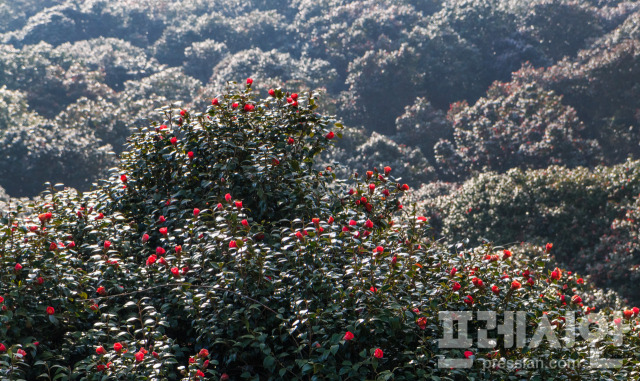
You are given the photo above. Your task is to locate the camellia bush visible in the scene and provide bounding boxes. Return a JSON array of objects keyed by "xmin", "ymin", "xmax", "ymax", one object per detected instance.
[
  {"xmin": 422, "ymin": 160, "xmax": 640, "ymax": 304},
  {"xmin": 2, "ymin": 81, "xmax": 640, "ymax": 380}
]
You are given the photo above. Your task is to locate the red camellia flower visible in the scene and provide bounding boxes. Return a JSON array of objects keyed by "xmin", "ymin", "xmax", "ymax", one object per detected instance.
[
  {"xmin": 633, "ymin": 307, "xmax": 640, "ymax": 315},
  {"xmin": 96, "ymin": 346, "xmax": 106, "ymax": 355},
  {"xmin": 0, "ymin": 343, "xmax": 5, "ymax": 352},
  {"xmin": 46, "ymin": 306, "xmax": 55, "ymax": 315},
  {"xmin": 197, "ymin": 370, "xmax": 205, "ymax": 378},
  {"xmin": 175, "ymin": 245, "xmax": 182, "ymax": 253},
  {"xmin": 188, "ymin": 151, "xmax": 194, "ymax": 159},
  {"xmin": 328, "ymin": 216, "xmax": 334, "ymax": 224},
  {"xmin": 146, "ymin": 255, "xmax": 157, "ymax": 266},
  {"xmin": 229, "ymin": 240, "xmax": 237, "ymax": 248},
  {"xmin": 104, "ymin": 240, "xmax": 111, "ymax": 249},
  {"xmin": 225, "ymin": 193, "xmax": 232, "ymax": 203},
  {"xmin": 221, "ymin": 374, "xmax": 229, "ymax": 381},
  {"xmin": 527, "ymin": 277, "xmax": 535, "ymax": 286},
  {"xmin": 49, "ymin": 242, "xmax": 58, "ymax": 251},
  {"xmin": 368, "ymin": 183, "xmax": 375, "ymax": 193},
  {"xmin": 199, "ymin": 348, "xmax": 209, "ymax": 357},
  {"xmin": 68, "ymin": 241, "xmax": 75, "ymax": 248},
  {"xmin": 344, "ymin": 331, "xmax": 354, "ymax": 341},
  {"xmin": 120, "ymin": 174, "xmax": 127, "ymax": 183},
  {"xmin": 156, "ymin": 247, "xmax": 166, "ymax": 255},
  {"xmin": 576, "ymin": 278, "xmax": 584, "ymax": 284},
  {"xmin": 135, "ymin": 351, "xmax": 144, "ymax": 362},
  {"xmin": 325, "ymin": 131, "xmax": 335, "ymax": 139},
  {"xmin": 384, "ymin": 166, "xmax": 391, "ymax": 175},
  {"xmin": 382, "ymin": 189, "xmax": 390, "ymax": 197},
  {"xmin": 193, "ymin": 208, "xmax": 200, "ymax": 217},
  {"xmin": 17, "ymin": 349, "xmax": 26, "ymax": 357},
  {"xmin": 287, "ymin": 137, "xmax": 295, "ymax": 145},
  {"xmin": 235, "ymin": 201, "xmax": 243, "ymax": 209},
  {"xmin": 232, "ymin": 102, "xmax": 239, "ymax": 109},
  {"xmin": 472, "ymin": 277, "xmax": 483, "ymax": 287},
  {"xmin": 400, "ymin": 184, "xmax": 410, "ymax": 191},
  {"xmin": 286, "ymin": 97, "xmax": 293, "ymax": 103},
  {"xmin": 452, "ymin": 282, "xmax": 461, "ymax": 291},
  {"xmin": 13, "ymin": 262, "xmax": 22, "ymax": 272},
  {"xmin": 97, "ymin": 364, "xmax": 106, "ymax": 372},
  {"xmin": 243, "ymin": 104, "xmax": 255, "ymax": 112},
  {"xmin": 241, "ymin": 219, "xmax": 249, "ymax": 227},
  {"xmin": 511, "ymin": 281, "xmax": 522, "ymax": 290},
  {"xmin": 416, "ymin": 317, "xmax": 427, "ymax": 330},
  {"xmin": 464, "ymin": 295, "xmax": 474, "ymax": 305},
  {"xmin": 503, "ymin": 249, "xmax": 512, "ymax": 259},
  {"xmin": 158, "ymin": 257, "xmax": 167, "ymax": 266},
  {"xmin": 182, "ymin": 266, "xmax": 189, "ymax": 275},
  {"xmin": 373, "ymin": 348, "xmax": 383, "ymax": 359},
  {"xmin": 491, "ymin": 285, "xmax": 500, "ymax": 294},
  {"xmin": 171, "ymin": 267, "xmax": 180, "ymax": 277},
  {"xmin": 370, "ymin": 286, "xmax": 378, "ymax": 293},
  {"xmin": 180, "ymin": 109, "xmax": 187, "ymax": 117},
  {"xmin": 0, "ymin": 296, "xmax": 3, "ymax": 303},
  {"xmin": 159, "ymin": 227, "xmax": 168, "ymax": 235},
  {"xmin": 268, "ymin": 89, "xmax": 275, "ymax": 97},
  {"xmin": 291, "ymin": 93, "xmax": 298, "ymax": 100},
  {"xmin": 158, "ymin": 215, "xmax": 166, "ymax": 223},
  {"xmin": 38, "ymin": 212, "xmax": 52, "ymax": 223},
  {"xmin": 212, "ymin": 98, "xmax": 219, "ymax": 105},
  {"xmin": 464, "ymin": 351, "xmax": 474, "ymax": 359},
  {"xmin": 374, "ymin": 246, "xmax": 384, "ymax": 254},
  {"xmin": 545, "ymin": 243, "xmax": 553, "ymax": 252},
  {"xmin": 95, "ymin": 213, "xmax": 104, "ymax": 220},
  {"xmin": 551, "ymin": 267, "xmax": 562, "ymax": 280},
  {"xmin": 349, "ymin": 220, "xmax": 357, "ymax": 226},
  {"xmin": 571, "ymin": 295, "xmax": 582, "ymax": 304},
  {"xmin": 97, "ymin": 286, "xmax": 106, "ymax": 296},
  {"xmin": 170, "ymin": 137, "xmax": 178, "ymax": 145},
  {"xmin": 246, "ymin": 78, "xmax": 253, "ymax": 85},
  {"xmin": 624, "ymin": 310, "xmax": 634, "ymax": 319},
  {"xmin": 365, "ymin": 220, "xmax": 374, "ymax": 229},
  {"xmin": 142, "ymin": 233, "xmax": 150, "ymax": 243},
  {"xmin": 37, "ymin": 277, "xmax": 44, "ymax": 284}
]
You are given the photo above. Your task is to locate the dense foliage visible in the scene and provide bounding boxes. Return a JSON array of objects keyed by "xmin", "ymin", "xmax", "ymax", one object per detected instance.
[
  {"xmin": 1, "ymin": 0, "xmax": 640, "ymax": 195},
  {"xmin": 2, "ymin": 83, "xmax": 640, "ymax": 380},
  {"xmin": 422, "ymin": 160, "xmax": 640, "ymax": 304}
]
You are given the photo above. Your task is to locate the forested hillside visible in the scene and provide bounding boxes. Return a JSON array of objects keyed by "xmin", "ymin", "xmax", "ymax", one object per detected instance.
[{"xmin": 1, "ymin": 0, "xmax": 639, "ymax": 196}]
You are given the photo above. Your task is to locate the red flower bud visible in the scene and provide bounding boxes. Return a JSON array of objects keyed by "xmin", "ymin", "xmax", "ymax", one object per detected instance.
[
  {"xmin": 344, "ymin": 331, "xmax": 354, "ymax": 341},
  {"xmin": 46, "ymin": 306, "xmax": 55, "ymax": 315},
  {"xmin": 325, "ymin": 131, "xmax": 335, "ymax": 139},
  {"xmin": 373, "ymin": 348, "xmax": 383, "ymax": 359},
  {"xmin": 268, "ymin": 89, "xmax": 275, "ymax": 96}
]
